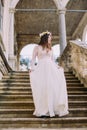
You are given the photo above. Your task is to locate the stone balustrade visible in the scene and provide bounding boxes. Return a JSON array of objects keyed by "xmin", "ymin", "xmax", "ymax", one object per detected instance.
[
  {"xmin": 0, "ymin": 34, "xmax": 12, "ymax": 80},
  {"xmin": 0, "ymin": 55, "xmax": 8, "ymax": 79},
  {"xmin": 60, "ymin": 40, "xmax": 87, "ymax": 88}
]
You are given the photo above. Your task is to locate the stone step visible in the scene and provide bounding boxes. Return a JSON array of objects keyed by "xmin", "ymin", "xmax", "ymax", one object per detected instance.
[
  {"xmin": 68, "ymin": 95, "xmax": 87, "ymax": 101},
  {"xmin": 0, "ymin": 108, "xmax": 87, "ymax": 118},
  {"xmin": 1, "ymin": 79, "xmax": 80, "ymax": 83},
  {"xmin": 0, "ymin": 101, "xmax": 87, "ymax": 109},
  {"xmin": 65, "ymin": 76, "xmax": 79, "ymax": 79},
  {"xmin": 7, "ymin": 71, "xmax": 73, "ymax": 76},
  {"xmin": 6, "ymin": 76, "xmax": 76, "ymax": 79},
  {"xmin": 0, "ymin": 87, "xmax": 86, "ymax": 92},
  {"xmin": 0, "ymin": 95, "xmax": 33, "ymax": 101},
  {"xmin": 67, "ymin": 87, "xmax": 87, "ymax": 91},
  {"xmin": 66, "ymin": 80, "xmax": 80, "ymax": 83},
  {"xmin": 0, "ymin": 91, "xmax": 87, "ymax": 95},
  {"xmin": 2, "ymin": 76, "xmax": 79, "ymax": 81},
  {"xmin": 0, "ymin": 82, "xmax": 83, "ymax": 87},
  {"xmin": 3, "ymin": 76, "xmax": 30, "ymax": 79},
  {"xmin": 0, "ymin": 117, "xmax": 87, "ymax": 128},
  {"xmin": 0, "ymin": 85, "xmax": 85, "ymax": 89},
  {"xmin": 0, "ymin": 90, "xmax": 87, "ymax": 96},
  {"xmin": 67, "ymin": 83, "xmax": 83, "ymax": 87},
  {"xmin": 0, "ymin": 95, "xmax": 87, "ymax": 101},
  {"xmin": 0, "ymin": 85, "xmax": 83, "ymax": 89},
  {"xmin": 3, "ymin": 74, "xmax": 76, "ymax": 78}
]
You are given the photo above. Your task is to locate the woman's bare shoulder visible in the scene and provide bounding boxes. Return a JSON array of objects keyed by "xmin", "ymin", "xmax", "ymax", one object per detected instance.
[
  {"xmin": 36, "ymin": 45, "xmax": 42, "ymax": 50},
  {"xmin": 33, "ymin": 45, "xmax": 39, "ymax": 50},
  {"xmin": 33, "ymin": 45, "xmax": 42, "ymax": 53}
]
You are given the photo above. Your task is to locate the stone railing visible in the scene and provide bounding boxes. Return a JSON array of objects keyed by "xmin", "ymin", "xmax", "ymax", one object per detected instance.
[
  {"xmin": 0, "ymin": 35, "xmax": 12, "ymax": 79},
  {"xmin": 60, "ymin": 40, "xmax": 87, "ymax": 88}
]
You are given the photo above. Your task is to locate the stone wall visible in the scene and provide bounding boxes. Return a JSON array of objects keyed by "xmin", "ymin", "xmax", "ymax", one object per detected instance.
[
  {"xmin": 60, "ymin": 40, "xmax": 87, "ymax": 88},
  {"xmin": 59, "ymin": 42, "xmax": 72, "ymax": 71}
]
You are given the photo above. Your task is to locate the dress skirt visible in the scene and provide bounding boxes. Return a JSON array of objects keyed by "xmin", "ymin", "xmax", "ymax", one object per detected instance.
[{"xmin": 30, "ymin": 57, "xmax": 69, "ymax": 117}]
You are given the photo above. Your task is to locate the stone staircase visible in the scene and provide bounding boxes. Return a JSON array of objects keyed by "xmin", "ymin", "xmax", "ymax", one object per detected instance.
[{"xmin": 0, "ymin": 71, "xmax": 87, "ymax": 129}]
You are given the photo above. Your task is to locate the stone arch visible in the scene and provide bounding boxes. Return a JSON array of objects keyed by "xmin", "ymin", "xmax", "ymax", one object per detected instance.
[
  {"xmin": 17, "ymin": 43, "xmax": 37, "ymax": 69},
  {"xmin": 19, "ymin": 43, "xmax": 37, "ymax": 70},
  {"xmin": 82, "ymin": 25, "xmax": 87, "ymax": 43},
  {"xmin": 10, "ymin": 0, "xmax": 20, "ymax": 8},
  {"xmin": 53, "ymin": 0, "xmax": 70, "ymax": 10},
  {"xmin": 10, "ymin": 0, "xmax": 70, "ymax": 9}
]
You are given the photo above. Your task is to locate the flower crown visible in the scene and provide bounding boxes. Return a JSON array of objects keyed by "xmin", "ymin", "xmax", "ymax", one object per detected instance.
[{"xmin": 39, "ymin": 31, "xmax": 51, "ymax": 38}]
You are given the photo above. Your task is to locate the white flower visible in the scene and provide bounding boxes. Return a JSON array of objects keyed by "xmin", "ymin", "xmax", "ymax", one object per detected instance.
[{"xmin": 39, "ymin": 31, "xmax": 51, "ymax": 37}]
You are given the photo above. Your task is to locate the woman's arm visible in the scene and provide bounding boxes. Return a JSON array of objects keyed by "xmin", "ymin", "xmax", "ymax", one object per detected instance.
[
  {"xmin": 29, "ymin": 45, "xmax": 38, "ymax": 72},
  {"xmin": 51, "ymin": 49, "xmax": 61, "ymax": 69},
  {"xmin": 51, "ymin": 49, "xmax": 54, "ymax": 61}
]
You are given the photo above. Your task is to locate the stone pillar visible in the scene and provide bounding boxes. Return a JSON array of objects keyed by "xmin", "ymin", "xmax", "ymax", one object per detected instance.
[
  {"xmin": 3, "ymin": 0, "xmax": 10, "ymax": 59},
  {"xmin": 58, "ymin": 9, "xmax": 67, "ymax": 55},
  {"xmin": 8, "ymin": 8, "xmax": 17, "ymax": 70}
]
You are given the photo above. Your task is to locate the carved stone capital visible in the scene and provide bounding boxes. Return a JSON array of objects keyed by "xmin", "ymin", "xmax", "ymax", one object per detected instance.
[
  {"xmin": 57, "ymin": 8, "xmax": 66, "ymax": 15},
  {"xmin": 9, "ymin": 8, "xmax": 16, "ymax": 13}
]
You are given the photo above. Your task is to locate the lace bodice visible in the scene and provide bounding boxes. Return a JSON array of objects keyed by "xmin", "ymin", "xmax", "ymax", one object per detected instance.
[
  {"xmin": 30, "ymin": 45, "xmax": 53, "ymax": 70},
  {"xmin": 37, "ymin": 46, "xmax": 53, "ymax": 59}
]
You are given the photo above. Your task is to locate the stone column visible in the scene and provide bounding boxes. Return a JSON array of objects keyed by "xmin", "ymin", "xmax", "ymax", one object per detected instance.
[
  {"xmin": 58, "ymin": 9, "xmax": 67, "ymax": 55},
  {"xmin": 8, "ymin": 8, "xmax": 17, "ymax": 70},
  {"xmin": 3, "ymin": 0, "xmax": 10, "ymax": 59}
]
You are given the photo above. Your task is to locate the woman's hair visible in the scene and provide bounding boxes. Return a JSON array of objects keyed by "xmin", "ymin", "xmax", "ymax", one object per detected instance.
[{"xmin": 39, "ymin": 33, "xmax": 51, "ymax": 50}]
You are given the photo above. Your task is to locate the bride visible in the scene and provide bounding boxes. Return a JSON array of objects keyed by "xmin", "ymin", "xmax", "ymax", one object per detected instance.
[{"xmin": 29, "ymin": 31, "xmax": 69, "ymax": 117}]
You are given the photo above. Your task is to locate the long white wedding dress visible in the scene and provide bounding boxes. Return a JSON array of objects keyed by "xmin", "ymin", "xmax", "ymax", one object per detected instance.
[{"xmin": 30, "ymin": 45, "xmax": 69, "ymax": 117}]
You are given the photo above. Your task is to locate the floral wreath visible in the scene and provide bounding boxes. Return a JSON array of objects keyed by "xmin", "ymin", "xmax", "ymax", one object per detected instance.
[{"xmin": 39, "ymin": 31, "xmax": 51, "ymax": 38}]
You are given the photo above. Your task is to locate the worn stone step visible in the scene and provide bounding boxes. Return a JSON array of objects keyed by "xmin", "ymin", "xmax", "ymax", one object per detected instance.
[
  {"xmin": 2, "ymin": 76, "xmax": 79, "ymax": 82},
  {"xmin": 1, "ymin": 79, "xmax": 80, "ymax": 84},
  {"xmin": 67, "ymin": 87, "xmax": 87, "ymax": 91},
  {"xmin": 0, "ymin": 95, "xmax": 33, "ymax": 101},
  {"xmin": 65, "ymin": 76, "xmax": 79, "ymax": 79},
  {"xmin": 0, "ymin": 91, "xmax": 87, "ymax": 95},
  {"xmin": 13, "ymin": 72, "xmax": 73, "ymax": 76},
  {"xmin": 0, "ymin": 94, "xmax": 87, "ymax": 101},
  {"xmin": 0, "ymin": 82, "xmax": 83, "ymax": 87},
  {"xmin": 1, "ymin": 79, "xmax": 30, "ymax": 82},
  {"xmin": 0, "ymin": 91, "xmax": 31, "ymax": 95},
  {"xmin": 66, "ymin": 80, "xmax": 80, "ymax": 83},
  {"xmin": 0, "ymin": 101, "xmax": 87, "ymax": 109},
  {"xmin": 3, "ymin": 76, "xmax": 30, "ymax": 79},
  {"xmin": 0, "ymin": 87, "xmax": 31, "ymax": 91},
  {"xmin": 69, "ymin": 101, "xmax": 87, "ymax": 108},
  {"xmin": 68, "ymin": 95, "xmax": 87, "ymax": 101},
  {"xmin": 0, "ymin": 117, "xmax": 87, "ymax": 128},
  {"xmin": 3, "ymin": 73, "xmax": 76, "ymax": 78},
  {"xmin": 0, "ymin": 85, "xmax": 83, "ymax": 89},
  {"xmin": 0, "ymin": 84, "xmax": 83, "ymax": 88},
  {"xmin": 0, "ymin": 87, "xmax": 86, "ymax": 92},
  {"xmin": 0, "ymin": 90, "xmax": 87, "ymax": 95},
  {"xmin": 0, "ymin": 82, "xmax": 30, "ymax": 86},
  {"xmin": 67, "ymin": 83, "xmax": 83, "ymax": 87},
  {"xmin": 7, "ymin": 71, "xmax": 73, "ymax": 76},
  {"xmin": 1, "ymin": 85, "xmax": 84, "ymax": 90},
  {"xmin": 0, "ymin": 108, "xmax": 87, "ymax": 118},
  {"xmin": 17, "ymin": 73, "xmax": 75, "ymax": 77}
]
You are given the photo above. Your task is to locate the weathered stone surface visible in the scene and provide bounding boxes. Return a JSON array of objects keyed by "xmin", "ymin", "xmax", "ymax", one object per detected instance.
[{"xmin": 60, "ymin": 40, "xmax": 87, "ymax": 88}]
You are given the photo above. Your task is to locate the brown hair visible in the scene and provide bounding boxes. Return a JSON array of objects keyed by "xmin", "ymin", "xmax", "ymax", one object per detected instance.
[{"xmin": 39, "ymin": 33, "xmax": 51, "ymax": 50}]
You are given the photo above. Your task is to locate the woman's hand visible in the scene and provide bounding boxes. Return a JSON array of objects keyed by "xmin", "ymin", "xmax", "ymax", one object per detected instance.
[
  {"xmin": 29, "ymin": 69, "xmax": 31, "ymax": 73},
  {"xmin": 29, "ymin": 69, "xmax": 34, "ymax": 73}
]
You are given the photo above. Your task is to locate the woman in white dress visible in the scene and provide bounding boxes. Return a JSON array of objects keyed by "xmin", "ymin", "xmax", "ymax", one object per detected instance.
[{"xmin": 29, "ymin": 31, "xmax": 69, "ymax": 117}]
